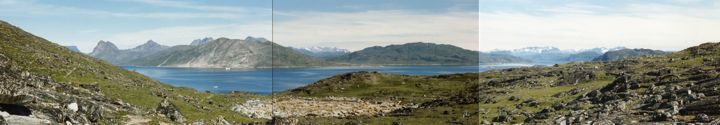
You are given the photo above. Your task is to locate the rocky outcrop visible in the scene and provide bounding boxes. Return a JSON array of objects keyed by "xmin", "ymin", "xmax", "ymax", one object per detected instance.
[
  {"xmin": 156, "ymin": 99, "xmax": 185, "ymax": 123},
  {"xmin": 0, "ymin": 111, "xmax": 50, "ymax": 125},
  {"xmin": 0, "ymin": 54, "xmax": 140, "ymax": 124}
]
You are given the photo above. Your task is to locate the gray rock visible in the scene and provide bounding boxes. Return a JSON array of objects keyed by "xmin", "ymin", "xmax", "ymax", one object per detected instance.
[
  {"xmin": 695, "ymin": 114, "xmax": 710, "ymax": 122},
  {"xmin": 214, "ymin": 116, "xmax": 230, "ymax": 125},
  {"xmin": 156, "ymin": 99, "xmax": 185, "ymax": 123},
  {"xmin": 493, "ymin": 114, "xmax": 512, "ymax": 123},
  {"xmin": 555, "ymin": 116, "xmax": 567, "ymax": 125}
]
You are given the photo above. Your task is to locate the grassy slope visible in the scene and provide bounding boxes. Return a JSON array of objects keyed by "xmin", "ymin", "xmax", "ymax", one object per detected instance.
[
  {"xmin": 282, "ymin": 72, "xmax": 480, "ymax": 124},
  {"xmin": 473, "ymin": 64, "xmax": 613, "ymax": 123},
  {"xmin": 0, "ymin": 21, "xmax": 264, "ymax": 123}
]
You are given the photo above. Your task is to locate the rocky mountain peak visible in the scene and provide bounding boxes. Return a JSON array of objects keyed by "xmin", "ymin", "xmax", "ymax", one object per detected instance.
[
  {"xmin": 190, "ymin": 37, "xmax": 214, "ymax": 46},
  {"xmin": 244, "ymin": 36, "xmax": 268, "ymax": 43},
  {"xmin": 130, "ymin": 40, "xmax": 168, "ymax": 52},
  {"xmin": 89, "ymin": 40, "xmax": 119, "ymax": 56}
]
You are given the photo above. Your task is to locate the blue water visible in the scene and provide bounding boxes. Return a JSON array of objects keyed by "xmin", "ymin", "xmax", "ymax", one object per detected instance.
[{"xmin": 123, "ymin": 65, "xmax": 529, "ymax": 95}]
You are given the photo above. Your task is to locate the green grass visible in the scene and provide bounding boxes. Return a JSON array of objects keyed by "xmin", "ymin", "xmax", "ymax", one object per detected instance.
[
  {"xmin": 296, "ymin": 104, "xmax": 478, "ymax": 124},
  {"xmin": 279, "ymin": 72, "xmax": 479, "ymax": 124},
  {"xmin": 284, "ymin": 73, "xmax": 478, "ymax": 104},
  {"xmin": 476, "ymin": 77, "xmax": 613, "ymax": 123}
]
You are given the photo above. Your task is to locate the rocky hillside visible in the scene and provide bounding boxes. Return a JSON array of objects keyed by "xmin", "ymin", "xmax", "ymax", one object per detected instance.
[
  {"xmin": 126, "ymin": 37, "xmax": 331, "ymax": 68},
  {"xmin": 593, "ymin": 48, "xmax": 669, "ymax": 61},
  {"xmin": 328, "ymin": 42, "xmax": 514, "ymax": 65},
  {"xmin": 0, "ymin": 20, "xmax": 265, "ymax": 124},
  {"xmin": 465, "ymin": 42, "xmax": 720, "ymax": 124},
  {"xmin": 89, "ymin": 40, "xmax": 169, "ymax": 65}
]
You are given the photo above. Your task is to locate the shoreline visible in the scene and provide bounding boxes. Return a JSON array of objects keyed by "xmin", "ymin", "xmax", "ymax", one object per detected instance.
[
  {"xmin": 122, "ymin": 64, "xmax": 493, "ymax": 96},
  {"xmin": 120, "ymin": 64, "xmax": 483, "ymax": 69}
]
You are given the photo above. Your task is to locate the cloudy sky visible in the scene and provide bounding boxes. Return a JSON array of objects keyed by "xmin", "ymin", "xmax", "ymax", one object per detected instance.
[
  {"xmin": 480, "ymin": 0, "xmax": 720, "ymax": 51},
  {"xmin": 0, "ymin": 0, "xmax": 479, "ymax": 52},
  {"xmin": 273, "ymin": 0, "xmax": 479, "ymax": 51},
  {"xmin": 0, "ymin": 0, "xmax": 271, "ymax": 53}
]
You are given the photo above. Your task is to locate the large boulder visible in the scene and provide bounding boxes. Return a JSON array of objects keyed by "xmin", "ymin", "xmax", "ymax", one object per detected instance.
[{"xmin": 156, "ymin": 99, "xmax": 185, "ymax": 123}]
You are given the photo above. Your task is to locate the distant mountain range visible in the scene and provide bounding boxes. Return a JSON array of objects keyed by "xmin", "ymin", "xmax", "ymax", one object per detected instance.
[
  {"xmin": 326, "ymin": 42, "xmax": 522, "ymax": 65},
  {"xmin": 88, "ymin": 39, "xmax": 677, "ymax": 67},
  {"xmin": 89, "ymin": 40, "xmax": 169, "ymax": 65},
  {"xmin": 89, "ymin": 40, "xmax": 520, "ymax": 67},
  {"xmin": 488, "ymin": 46, "xmax": 673, "ymax": 64},
  {"xmin": 90, "ymin": 37, "xmax": 328, "ymax": 68},
  {"xmin": 292, "ymin": 47, "xmax": 350, "ymax": 59},
  {"xmin": 489, "ymin": 46, "xmax": 627, "ymax": 64},
  {"xmin": 593, "ymin": 48, "xmax": 670, "ymax": 61},
  {"xmin": 63, "ymin": 46, "xmax": 80, "ymax": 52}
]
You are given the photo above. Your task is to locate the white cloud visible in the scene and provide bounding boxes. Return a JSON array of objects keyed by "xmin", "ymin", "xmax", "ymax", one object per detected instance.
[
  {"xmin": 0, "ymin": 0, "xmax": 258, "ymax": 19},
  {"xmin": 480, "ymin": 2, "xmax": 720, "ymax": 51},
  {"xmin": 122, "ymin": 0, "xmax": 269, "ymax": 14},
  {"xmin": 273, "ymin": 10, "xmax": 479, "ymax": 51}
]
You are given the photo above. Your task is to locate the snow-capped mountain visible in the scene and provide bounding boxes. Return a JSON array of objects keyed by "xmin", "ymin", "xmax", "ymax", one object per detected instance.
[
  {"xmin": 292, "ymin": 46, "xmax": 350, "ymax": 58},
  {"xmin": 579, "ymin": 47, "xmax": 627, "ymax": 54},
  {"xmin": 508, "ymin": 46, "xmax": 562, "ymax": 54},
  {"xmin": 489, "ymin": 46, "xmax": 626, "ymax": 64}
]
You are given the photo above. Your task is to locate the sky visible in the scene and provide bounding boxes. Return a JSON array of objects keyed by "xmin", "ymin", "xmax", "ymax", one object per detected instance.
[
  {"xmin": 272, "ymin": 0, "xmax": 479, "ymax": 51},
  {"xmin": 0, "ymin": 0, "xmax": 271, "ymax": 53},
  {"xmin": 480, "ymin": 0, "xmax": 720, "ymax": 51},
  {"xmin": 0, "ymin": 0, "xmax": 479, "ymax": 52}
]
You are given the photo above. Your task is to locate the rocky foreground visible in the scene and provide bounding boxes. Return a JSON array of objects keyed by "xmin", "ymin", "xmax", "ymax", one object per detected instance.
[
  {"xmin": 0, "ymin": 53, "xmax": 139, "ymax": 124},
  {"xmin": 233, "ymin": 96, "xmax": 408, "ymax": 119},
  {"xmin": 472, "ymin": 42, "xmax": 720, "ymax": 124}
]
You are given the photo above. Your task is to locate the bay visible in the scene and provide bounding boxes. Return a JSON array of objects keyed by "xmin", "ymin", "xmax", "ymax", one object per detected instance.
[{"xmin": 123, "ymin": 65, "xmax": 531, "ymax": 95}]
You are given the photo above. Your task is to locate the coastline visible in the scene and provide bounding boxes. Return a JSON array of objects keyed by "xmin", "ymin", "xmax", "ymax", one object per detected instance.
[
  {"xmin": 123, "ymin": 65, "xmax": 484, "ymax": 95},
  {"xmin": 121, "ymin": 64, "xmax": 483, "ymax": 69}
]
